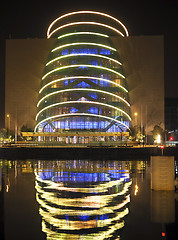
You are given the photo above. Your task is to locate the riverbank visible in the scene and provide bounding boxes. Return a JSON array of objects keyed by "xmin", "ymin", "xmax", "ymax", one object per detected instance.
[{"xmin": 0, "ymin": 146, "xmax": 178, "ymax": 160}]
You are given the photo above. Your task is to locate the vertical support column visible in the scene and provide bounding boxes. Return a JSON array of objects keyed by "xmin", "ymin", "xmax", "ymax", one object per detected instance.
[
  {"xmin": 151, "ymin": 190, "xmax": 175, "ymax": 223},
  {"xmin": 151, "ymin": 156, "xmax": 175, "ymax": 190},
  {"xmin": 150, "ymin": 156, "xmax": 175, "ymax": 230}
]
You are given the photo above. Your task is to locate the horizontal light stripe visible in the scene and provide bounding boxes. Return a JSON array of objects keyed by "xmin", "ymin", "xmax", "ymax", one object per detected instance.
[
  {"xmin": 35, "ymin": 100, "xmax": 131, "ymax": 121},
  {"xmin": 46, "ymin": 53, "xmax": 122, "ymax": 66},
  {"xmin": 39, "ymin": 76, "xmax": 128, "ymax": 94},
  {"xmin": 51, "ymin": 42, "xmax": 117, "ymax": 53},
  {"xmin": 42, "ymin": 64, "xmax": 125, "ymax": 80},
  {"xmin": 37, "ymin": 88, "xmax": 130, "ymax": 107},
  {"xmin": 34, "ymin": 113, "xmax": 130, "ymax": 132},
  {"xmin": 48, "ymin": 21, "xmax": 125, "ymax": 39},
  {"xmin": 58, "ymin": 31, "xmax": 109, "ymax": 39},
  {"xmin": 47, "ymin": 10, "xmax": 129, "ymax": 38}
]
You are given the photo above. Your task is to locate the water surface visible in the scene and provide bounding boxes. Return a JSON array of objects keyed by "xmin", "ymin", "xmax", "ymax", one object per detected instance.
[{"xmin": 0, "ymin": 159, "xmax": 177, "ymax": 240}]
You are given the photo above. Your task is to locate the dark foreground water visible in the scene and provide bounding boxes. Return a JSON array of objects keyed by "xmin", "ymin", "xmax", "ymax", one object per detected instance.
[{"xmin": 0, "ymin": 159, "xmax": 177, "ymax": 240}]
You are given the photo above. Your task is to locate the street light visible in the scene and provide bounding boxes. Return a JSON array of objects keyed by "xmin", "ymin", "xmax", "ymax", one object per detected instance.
[
  {"xmin": 134, "ymin": 112, "xmax": 138, "ymax": 127},
  {"xmin": 6, "ymin": 114, "xmax": 10, "ymax": 139}
]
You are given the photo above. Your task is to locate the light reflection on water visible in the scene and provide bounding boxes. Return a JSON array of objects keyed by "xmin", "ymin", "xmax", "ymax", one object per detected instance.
[
  {"xmin": 0, "ymin": 159, "xmax": 177, "ymax": 240},
  {"xmin": 35, "ymin": 160, "xmax": 132, "ymax": 239}
]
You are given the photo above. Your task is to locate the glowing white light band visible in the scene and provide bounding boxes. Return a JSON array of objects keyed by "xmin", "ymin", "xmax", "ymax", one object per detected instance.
[
  {"xmin": 39, "ymin": 206, "xmax": 127, "ymax": 230},
  {"xmin": 47, "ymin": 11, "xmax": 129, "ymax": 38},
  {"xmin": 58, "ymin": 31, "xmax": 109, "ymax": 39},
  {"xmin": 36, "ymin": 191, "xmax": 130, "ymax": 216},
  {"xmin": 35, "ymin": 100, "xmax": 131, "ymax": 121},
  {"xmin": 41, "ymin": 218, "xmax": 125, "ymax": 239},
  {"xmin": 37, "ymin": 88, "xmax": 130, "ymax": 107},
  {"xmin": 51, "ymin": 42, "xmax": 117, "ymax": 53},
  {"xmin": 42, "ymin": 64, "xmax": 125, "ymax": 80},
  {"xmin": 48, "ymin": 21, "xmax": 125, "ymax": 39},
  {"xmin": 46, "ymin": 53, "xmax": 122, "ymax": 66},
  {"xmin": 39, "ymin": 76, "xmax": 128, "ymax": 94},
  {"xmin": 34, "ymin": 113, "xmax": 130, "ymax": 132}
]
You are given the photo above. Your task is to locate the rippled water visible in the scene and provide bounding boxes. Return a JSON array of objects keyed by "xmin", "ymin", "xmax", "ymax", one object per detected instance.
[{"xmin": 0, "ymin": 159, "xmax": 177, "ymax": 240}]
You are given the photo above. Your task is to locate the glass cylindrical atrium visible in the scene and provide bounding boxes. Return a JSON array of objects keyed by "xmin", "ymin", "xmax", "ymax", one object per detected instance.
[{"xmin": 35, "ymin": 11, "xmax": 131, "ymax": 139}]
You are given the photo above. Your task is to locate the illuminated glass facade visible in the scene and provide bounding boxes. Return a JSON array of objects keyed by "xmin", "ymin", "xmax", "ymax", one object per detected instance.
[{"xmin": 35, "ymin": 11, "xmax": 131, "ymax": 136}]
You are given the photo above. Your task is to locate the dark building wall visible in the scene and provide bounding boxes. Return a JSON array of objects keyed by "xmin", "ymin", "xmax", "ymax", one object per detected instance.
[
  {"xmin": 5, "ymin": 39, "xmax": 55, "ymax": 131},
  {"xmin": 0, "ymin": 39, "xmax": 5, "ymax": 129},
  {"xmin": 5, "ymin": 36, "xmax": 164, "ymax": 133},
  {"xmin": 112, "ymin": 36, "xmax": 164, "ymax": 133},
  {"xmin": 165, "ymin": 98, "xmax": 178, "ymax": 131}
]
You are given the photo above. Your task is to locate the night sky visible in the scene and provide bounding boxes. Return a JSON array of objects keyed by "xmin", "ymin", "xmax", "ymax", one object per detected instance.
[{"xmin": 0, "ymin": 0, "xmax": 178, "ymax": 109}]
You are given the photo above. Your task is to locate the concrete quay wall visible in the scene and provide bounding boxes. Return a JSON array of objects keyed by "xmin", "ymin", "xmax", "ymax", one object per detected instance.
[{"xmin": 0, "ymin": 146, "xmax": 178, "ymax": 160}]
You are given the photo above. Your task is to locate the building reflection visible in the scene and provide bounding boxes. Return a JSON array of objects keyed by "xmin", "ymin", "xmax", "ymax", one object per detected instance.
[
  {"xmin": 35, "ymin": 160, "xmax": 132, "ymax": 239},
  {"xmin": 0, "ymin": 167, "xmax": 4, "ymax": 240}
]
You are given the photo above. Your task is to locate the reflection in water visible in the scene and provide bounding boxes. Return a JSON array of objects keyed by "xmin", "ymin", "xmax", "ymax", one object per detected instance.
[
  {"xmin": 35, "ymin": 160, "xmax": 132, "ymax": 239},
  {"xmin": 151, "ymin": 190, "xmax": 175, "ymax": 224},
  {"xmin": 1, "ymin": 159, "xmax": 177, "ymax": 239}
]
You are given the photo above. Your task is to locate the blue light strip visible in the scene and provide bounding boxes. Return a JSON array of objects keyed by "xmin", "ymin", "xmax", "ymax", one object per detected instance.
[
  {"xmin": 34, "ymin": 113, "xmax": 130, "ymax": 132},
  {"xmin": 51, "ymin": 42, "xmax": 117, "ymax": 53}
]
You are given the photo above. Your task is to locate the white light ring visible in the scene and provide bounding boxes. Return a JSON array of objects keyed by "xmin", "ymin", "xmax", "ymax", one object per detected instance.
[
  {"xmin": 39, "ymin": 76, "xmax": 128, "ymax": 94},
  {"xmin": 51, "ymin": 42, "xmax": 117, "ymax": 53},
  {"xmin": 47, "ymin": 11, "xmax": 129, "ymax": 38},
  {"xmin": 35, "ymin": 186, "xmax": 130, "ymax": 213},
  {"xmin": 58, "ymin": 31, "xmax": 109, "ymax": 39},
  {"xmin": 42, "ymin": 64, "xmax": 125, "ymax": 80},
  {"xmin": 37, "ymin": 88, "xmax": 130, "ymax": 108},
  {"xmin": 48, "ymin": 21, "xmax": 125, "ymax": 39},
  {"xmin": 34, "ymin": 113, "xmax": 130, "ymax": 132},
  {"xmin": 35, "ymin": 100, "xmax": 131, "ymax": 121},
  {"xmin": 46, "ymin": 53, "xmax": 122, "ymax": 66}
]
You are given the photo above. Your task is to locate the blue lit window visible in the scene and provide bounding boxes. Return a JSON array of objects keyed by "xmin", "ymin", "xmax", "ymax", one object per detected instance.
[
  {"xmin": 64, "ymin": 79, "xmax": 68, "ymax": 86},
  {"xmin": 88, "ymin": 60, "xmax": 98, "ymax": 66},
  {"xmin": 88, "ymin": 92, "xmax": 97, "ymax": 99},
  {"xmin": 99, "ymin": 48, "xmax": 111, "ymax": 55},
  {"xmin": 70, "ymin": 107, "xmax": 78, "ymax": 113},
  {"xmin": 70, "ymin": 79, "xmax": 75, "ymax": 83},
  {"xmin": 71, "ymin": 48, "xmax": 79, "ymax": 54},
  {"xmin": 88, "ymin": 107, "xmax": 98, "ymax": 114},
  {"xmin": 69, "ymin": 48, "xmax": 98, "ymax": 54},
  {"xmin": 61, "ymin": 49, "xmax": 69, "ymax": 55},
  {"xmin": 100, "ymin": 214, "xmax": 109, "ymax": 220},
  {"xmin": 77, "ymin": 66, "xmax": 88, "ymax": 69},
  {"xmin": 79, "ymin": 48, "xmax": 84, "ymax": 53},
  {"xmin": 90, "ymin": 78, "xmax": 98, "ymax": 84},
  {"xmin": 79, "ymin": 215, "xmax": 90, "ymax": 221},
  {"xmin": 74, "ymin": 81, "xmax": 91, "ymax": 88},
  {"xmin": 89, "ymin": 48, "xmax": 98, "ymax": 54},
  {"xmin": 99, "ymin": 80, "xmax": 110, "ymax": 87}
]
